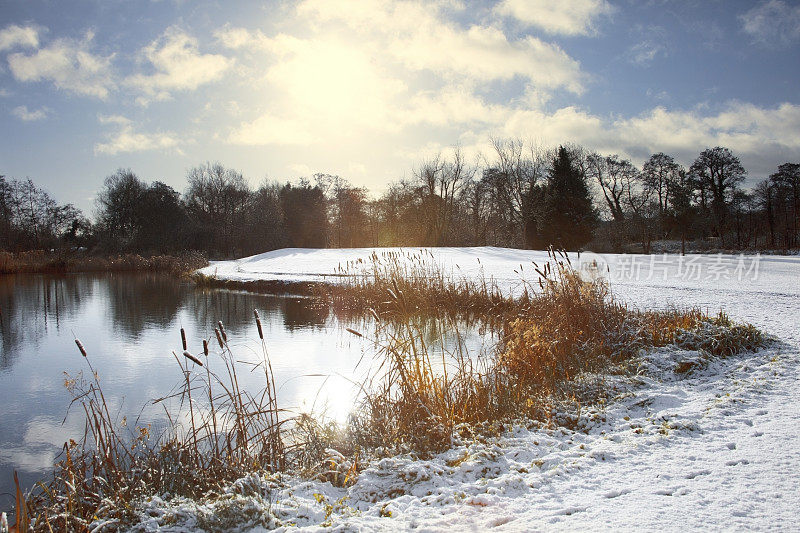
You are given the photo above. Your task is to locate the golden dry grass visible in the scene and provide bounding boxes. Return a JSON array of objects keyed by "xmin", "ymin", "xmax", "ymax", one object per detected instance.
[
  {"xmin": 15, "ymin": 249, "xmax": 767, "ymax": 530},
  {"xmin": 342, "ymin": 250, "xmax": 767, "ymax": 451}
]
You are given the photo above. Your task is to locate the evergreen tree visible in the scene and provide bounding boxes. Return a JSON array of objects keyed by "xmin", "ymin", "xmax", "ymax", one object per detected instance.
[{"xmin": 537, "ymin": 146, "xmax": 597, "ymax": 250}]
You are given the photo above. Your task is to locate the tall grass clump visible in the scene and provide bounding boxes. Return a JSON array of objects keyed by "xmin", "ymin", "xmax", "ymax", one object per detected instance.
[
  {"xmin": 321, "ymin": 249, "xmax": 518, "ymax": 320},
  {"xmin": 21, "ymin": 316, "xmax": 285, "ymax": 532},
  {"xmin": 344, "ymin": 250, "xmax": 768, "ymax": 451}
]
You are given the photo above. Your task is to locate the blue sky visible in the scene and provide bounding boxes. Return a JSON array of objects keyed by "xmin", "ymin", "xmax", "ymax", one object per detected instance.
[{"xmin": 1, "ymin": 0, "xmax": 799, "ymax": 213}]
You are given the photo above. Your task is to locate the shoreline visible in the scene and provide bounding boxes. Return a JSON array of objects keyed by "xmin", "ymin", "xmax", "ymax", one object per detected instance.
[{"xmin": 0, "ymin": 251, "xmax": 208, "ymax": 276}]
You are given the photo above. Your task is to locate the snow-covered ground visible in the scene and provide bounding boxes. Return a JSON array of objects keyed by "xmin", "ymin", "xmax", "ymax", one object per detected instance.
[{"xmin": 149, "ymin": 248, "xmax": 800, "ymax": 531}]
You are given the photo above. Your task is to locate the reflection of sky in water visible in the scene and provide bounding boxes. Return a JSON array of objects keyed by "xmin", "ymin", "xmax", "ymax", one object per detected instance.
[{"xmin": 0, "ymin": 273, "xmax": 493, "ymax": 508}]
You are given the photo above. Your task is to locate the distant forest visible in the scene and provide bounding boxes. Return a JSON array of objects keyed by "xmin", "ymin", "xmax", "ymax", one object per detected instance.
[{"xmin": 2, "ymin": 140, "xmax": 799, "ymax": 257}]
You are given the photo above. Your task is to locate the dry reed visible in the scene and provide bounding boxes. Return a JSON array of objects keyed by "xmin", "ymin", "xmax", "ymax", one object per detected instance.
[
  {"xmin": 343, "ymin": 249, "xmax": 767, "ymax": 451},
  {"xmin": 11, "ymin": 249, "xmax": 768, "ymax": 531},
  {"xmin": 19, "ymin": 317, "xmax": 285, "ymax": 532}
]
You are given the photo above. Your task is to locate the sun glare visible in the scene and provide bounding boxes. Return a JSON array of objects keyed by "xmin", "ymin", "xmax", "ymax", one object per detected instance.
[{"xmin": 268, "ymin": 38, "xmax": 402, "ymax": 129}]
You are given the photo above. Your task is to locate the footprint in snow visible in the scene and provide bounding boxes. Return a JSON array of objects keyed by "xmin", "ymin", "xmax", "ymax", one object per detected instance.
[
  {"xmin": 603, "ymin": 488, "xmax": 631, "ymax": 499},
  {"xmin": 685, "ymin": 469, "xmax": 711, "ymax": 479},
  {"xmin": 726, "ymin": 442, "xmax": 737, "ymax": 450},
  {"xmin": 554, "ymin": 506, "xmax": 586, "ymax": 516},
  {"xmin": 725, "ymin": 459, "xmax": 750, "ymax": 466},
  {"xmin": 487, "ymin": 516, "xmax": 514, "ymax": 527}
]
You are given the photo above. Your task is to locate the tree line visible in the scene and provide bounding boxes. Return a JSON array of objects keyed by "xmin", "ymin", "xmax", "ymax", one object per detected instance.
[{"xmin": 2, "ymin": 141, "xmax": 798, "ymax": 256}]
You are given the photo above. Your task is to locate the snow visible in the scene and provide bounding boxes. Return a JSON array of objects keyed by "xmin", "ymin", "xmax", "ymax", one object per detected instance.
[{"xmin": 145, "ymin": 248, "xmax": 800, "ymax": 531}]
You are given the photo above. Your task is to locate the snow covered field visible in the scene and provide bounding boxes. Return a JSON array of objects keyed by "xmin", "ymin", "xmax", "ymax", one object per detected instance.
[{"xmin": 162, "ymin": 248, "xmax": 800, "ymax": 531}]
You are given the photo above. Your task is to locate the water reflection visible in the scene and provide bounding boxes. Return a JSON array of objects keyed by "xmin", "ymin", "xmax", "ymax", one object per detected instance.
[
  {"xmin": 0, "ymin": 276, "xmax": 92, "ymax": 370},
  {"xmin": 0, "ymin": 273, "xmax": 493, "ymax": 512},
  {"xmin": 0, "ymin": 275, "xmax": 342, "ymax": 360},
  {"xmin": 105, "ymin": 274, "xmax": 186, "ymax": 337},
  {"xmin": 283, "ymin": 297, "xmax": 329, "ymax": 330},
  {"xmin": 0, "ymin": 274, "xmax": 375, "ymax": 510}
]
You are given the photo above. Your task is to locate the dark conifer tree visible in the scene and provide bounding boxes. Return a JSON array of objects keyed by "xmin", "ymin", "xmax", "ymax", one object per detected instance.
[{"xmin": 537, "ymin": 146, "xmax": 597, "ymax": 250}]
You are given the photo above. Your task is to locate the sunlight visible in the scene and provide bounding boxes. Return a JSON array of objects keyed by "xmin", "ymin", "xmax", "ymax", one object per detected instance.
[{"xmin": 267, "ymin": 38, "xmax": 403, "ymax": 128}]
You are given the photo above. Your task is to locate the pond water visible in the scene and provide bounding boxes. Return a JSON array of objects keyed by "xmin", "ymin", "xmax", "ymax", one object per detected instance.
[{"xmin": 0, "ymin": 273, "xmax": 494, "ymax": 510}]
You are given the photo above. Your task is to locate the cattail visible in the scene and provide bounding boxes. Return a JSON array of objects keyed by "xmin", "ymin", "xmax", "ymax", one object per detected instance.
[
  {"xmin": 218, "ymin": 321, "xmax": 227, "ymax": 342},
  {"xmin": 254, "ymin": 309, "xmax": 260, "ymax": 319},
  {"xmin": 75, "ymin": 338, "xmax": 87, "ymax": 357},
  {"xmin": 183, "ymin": 350, "xmax": 203, "ymax": 366},
  {"xmin": 345, "ymin": 328, "xmax": 363, "ymax": 338},
  {"xmin": 215, "ymin": 328, "xmax": 224, "ymax": 348},
  {"xmin": 256, "ymin": 317, "xmax": 264, "ymax": 340},
  {"xmin": 203, "ymin": 339, "xmax": 209, "ymax": 356},
  {"xmin": 180, "ymin": 328, "xmax": 187, "ymax": 351},
  {"xmin": 369, "ymin": 308, "xmax": 380, "ymax": 321}
]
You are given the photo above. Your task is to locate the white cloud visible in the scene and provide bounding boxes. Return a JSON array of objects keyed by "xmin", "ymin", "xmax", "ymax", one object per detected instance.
[
  {"xmin": 741, "ymin": 0, "xmax": 800, "ymax": 47},
  {"xmin": 97, "ymin": 113, "xmax": 131, "ymax": 126},
  {"xmin": 94, "ymin": 116, "xmax": 181, "ymax": 155},
  {"xmin": 0, "ymin": 24, "xmax": 40, "ymax": 51},
  {"xmin": 435, "ymin": 101, "xmax": 800, "ymax": 180},
  {"xmin": 11, "ymin": 105, "xmax": 49, "ymax": 121},
  {"xmin": 297, "ymin": 0, "xmax": 584, "ymax": 92},
  {"xmin": 403, "ymin": 85, "xmax": 511, "ymax": 127},
  {"xmin": 222, "ymin": 0, "xmax": 587, "ymax": 147},
  {"xmin": 288, "ymin": 163, "xmax": 312, "ymax": 176},
  {"xmin": 496, "ymin": 0, "xmax": 615, "ymax": 36},
  {"xmin": 503, "ymin": 101, "xmax": 800, "ymax": 177},
  {"xmin": 646, "ymin": 88, "xmax": 669, "ymax": 101},
  {"xmin": 7, "ymin": 31, "xmax": 115, "ymax": 98},
  {"xmin": 627, "ymin": 40, "xmax": 667, "ymax": 66},
  {"xmin": 214, "ymin": 26, "xmax": 272, "ymax": 50},
  {"xmin": 394, "ymin": 26, "xmax": 582, "ymax": 91},
  {"xmin": 227, "ymin": 113, "xmax": 318, "ymax": 146},
  {"xmin": 613, "ymin": 102, "xmax": 800, "ymax": 159},
  {"xmin": 127, "ymin": 26, "xmax": 233, "ymax": 104}
]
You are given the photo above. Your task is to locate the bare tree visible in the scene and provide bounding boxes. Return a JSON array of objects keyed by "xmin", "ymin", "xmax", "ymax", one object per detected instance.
[
  {"xmin": 417, "ymin": 147, "xmax": 474, "ymax": 246},
  {"xmin": 186, "ymin": 162, "xmax": 250, "ymax": 256},
  {"xmin": 642, "ymin": 152, "xmax": 682, "ymax": 231},
  {"xmin": 586, "ymin": 153, "xmax": 637, "ymax": 224},
  {"xmin": 769, "ymin": 163, "xmax": 800, "ymax": 249},
  {"xmin": 689, "ymin": 147, "xmax": 746, "ymax": 244}
]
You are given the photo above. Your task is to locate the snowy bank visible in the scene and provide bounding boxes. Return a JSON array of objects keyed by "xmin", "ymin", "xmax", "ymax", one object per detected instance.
[
  {"xmin": 199, "ymin": 247, "xmax": 800, "ymax": 340},
  {"xmin": 148, "ymin": 247, "xmax": 800, "ymax": 530},
  {"xmin": 133, "ymin": 342, "xmax": 797, "ymax": 531}
]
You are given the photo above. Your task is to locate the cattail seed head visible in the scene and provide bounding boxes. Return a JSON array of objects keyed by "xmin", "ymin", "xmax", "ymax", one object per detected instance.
[
  {"xmin": 183, "ymin": 351, "xmax": 203, "ymax": 366},
  {"xmin": 254, "ymin": 309, "xmax": 260, "ymax": 319},
  {"xmin": 218, "ymin": 321, "xmax": 227, "ymax": 342},
  {"xmin": 180, "ymin": 328, "xmax": 187, "ymax": 351},
  {"xmin": 345, "ymin": 328, "xmax": 363, "ymax": 338},
  {"xmin": 215, "ymin": 328, "xmax": 224, "ymax": 348},
  {"xmin": 256, "ymin": 317, "xmax": 263, "ymax": 340},
  {"xmin": 75, "ymin": 338, "xmax": 87, "ymax": 357},
  {"xmin": 203, "ymin": 339, "xmax": 209, "ymax": 356}
]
